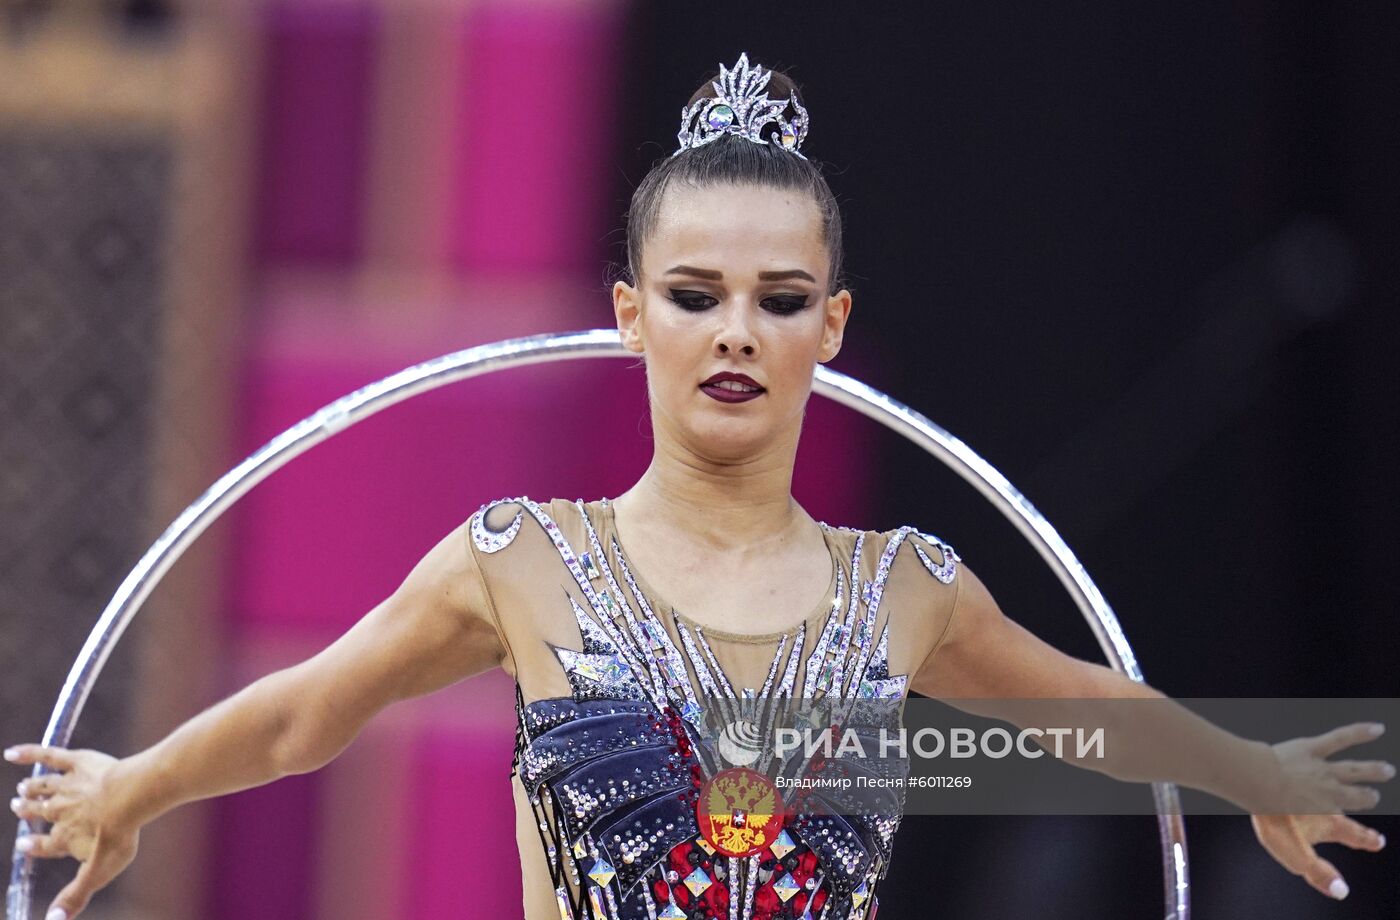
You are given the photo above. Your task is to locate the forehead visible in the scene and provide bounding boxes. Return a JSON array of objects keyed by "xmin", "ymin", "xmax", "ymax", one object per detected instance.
[{"xmin": 648, "ymin": 181, "xmax": 826, "ymax": 276}]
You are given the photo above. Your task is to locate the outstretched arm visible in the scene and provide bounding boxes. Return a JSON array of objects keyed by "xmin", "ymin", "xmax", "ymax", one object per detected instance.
[
  {"xmin": 6, "ymin": 520, "xmax": 505, "ymax": 919},
  {"xmin": 909, "ymin": 560, "xmax": 1390, "ymax": 901}
]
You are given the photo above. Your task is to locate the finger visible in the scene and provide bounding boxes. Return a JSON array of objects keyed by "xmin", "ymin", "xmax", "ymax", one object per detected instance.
[
  {"xmin": 52, "ymin": 832, "xmax": 136, "ymax": 920},
  {"xmin": 1252, "ymin": 819, "xmax": 1350, "ymax": 899},
  {"xmin": 1312, "ymin": 815, "xmax": 1387, "ymax": 851},
  {"xmin": 1336, "ymin": 784, "xmax": 1382, "ymax": 811},
  {"xmin": 13, "ymin": 834, "xmax": 70, "ymax": 859},
  {"xmin": 1329, "ymin": 759, "xmax": 1396, "ymax": 784},
  {"xmin": 1311, "ymin": 722, "xmax": 1385, "ymax": 758},
  {"xmin": 49, "ymin": 857, "xmax": 104, "ymax": 920},
  {"xmin": 1301, "ymin": 854, "xmax": 1349, "ymax": 900},
  {"xmin": 10, "ymin": 795, "xmax": 54, "ymax": 823},
  {"xmin": 18, "ymin": 773, "xmax": 63, "ymax": 798},
  {"xmin": 2, "ymin": 746, "xmax": 76, "ymax": 771}
]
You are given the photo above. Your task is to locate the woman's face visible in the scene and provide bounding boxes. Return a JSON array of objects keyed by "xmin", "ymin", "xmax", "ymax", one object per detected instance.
[{"xmin": 613, "ymin": 181, "xmax": 852, "ymax": 462}]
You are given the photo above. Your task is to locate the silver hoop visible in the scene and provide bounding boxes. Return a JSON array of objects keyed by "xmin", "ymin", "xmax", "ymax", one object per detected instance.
[{"xmin": 6, "ymin": 329, "xmax": 1188, "ymax": 919}]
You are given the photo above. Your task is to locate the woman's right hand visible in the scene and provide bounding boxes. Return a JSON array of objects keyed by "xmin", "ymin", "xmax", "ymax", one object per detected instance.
[
  {"xmin": 1244, "ymin": 722, "xmax": 1392, "ymax": 900},
  {"xmin": 6, "ymin": 744, "xmax": 142, "ymax": 920}
]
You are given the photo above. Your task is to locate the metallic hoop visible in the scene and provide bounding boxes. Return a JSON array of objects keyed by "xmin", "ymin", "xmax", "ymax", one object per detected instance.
[{"xmin": 7, "ymin": 329, "xmax": 1189, "ymax": 920}]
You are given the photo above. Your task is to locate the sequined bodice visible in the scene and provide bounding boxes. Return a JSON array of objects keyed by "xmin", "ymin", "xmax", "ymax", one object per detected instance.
[{"xmin": 467, "ymin": 496, "xmax": 961, "ymax": 920}]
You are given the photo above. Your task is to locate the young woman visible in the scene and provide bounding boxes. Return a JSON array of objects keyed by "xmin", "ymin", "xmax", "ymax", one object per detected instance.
[{"xmin": 6, "ymin": 54, "xmax": 1390, "ymax": 920}]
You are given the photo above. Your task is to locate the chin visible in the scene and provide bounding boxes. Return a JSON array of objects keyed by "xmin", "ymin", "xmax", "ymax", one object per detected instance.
[{"xmin": 680, "ymin": 415, "xmax": 770, "ymax": 456}]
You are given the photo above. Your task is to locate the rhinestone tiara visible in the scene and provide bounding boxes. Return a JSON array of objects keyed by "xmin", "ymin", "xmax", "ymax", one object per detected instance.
[{"xmin": 673, "ymin": 52, "xmax": 810, "ymax": 159}]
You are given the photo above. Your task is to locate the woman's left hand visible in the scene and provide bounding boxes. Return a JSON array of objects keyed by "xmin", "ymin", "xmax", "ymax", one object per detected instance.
[{"xmin": 1250, "ymin": 812, "xmax": 1385, "ymax": 900}]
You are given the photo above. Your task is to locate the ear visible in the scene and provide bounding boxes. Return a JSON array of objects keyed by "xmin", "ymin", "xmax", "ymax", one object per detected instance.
[
  {"xmin": 613, "ymin": 280, "xmax": 645, "ymax": 354},
  {"xmin": 817, "ymin": 288, "xmax": 852, "ymax": 363}
]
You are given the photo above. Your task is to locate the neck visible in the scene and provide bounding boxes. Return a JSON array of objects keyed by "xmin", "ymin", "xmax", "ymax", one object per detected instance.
[{"xmin": 612, "ymin": 422, "xmax": 810, "ymax": 552}]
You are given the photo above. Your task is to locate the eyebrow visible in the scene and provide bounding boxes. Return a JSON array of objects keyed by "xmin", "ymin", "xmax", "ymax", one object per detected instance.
[{"xmin": 663, "ymin": 265, "xmax": 816, "ymax": 283}]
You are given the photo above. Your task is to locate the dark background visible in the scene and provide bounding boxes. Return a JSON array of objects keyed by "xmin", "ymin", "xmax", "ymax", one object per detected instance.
[{"xmin": 613, "ymin": 4, "xmax": 1397, "ymax": 917}]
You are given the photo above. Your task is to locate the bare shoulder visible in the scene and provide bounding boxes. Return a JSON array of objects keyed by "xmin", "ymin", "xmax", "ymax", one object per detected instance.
[
  {"xmin": 910, "ymin": 552, "xmax": 1108, "ymax": 702},
  {"xmin": 402, "ymin": 517, "xmax": 486, "ymax": 615},
  {"xmin": 286, "ymin": 515, "xmax": 511, "ymax": 737},
  {"xmin": 360, "ymin": 513, "xmax": 505, "ymax": 664}
]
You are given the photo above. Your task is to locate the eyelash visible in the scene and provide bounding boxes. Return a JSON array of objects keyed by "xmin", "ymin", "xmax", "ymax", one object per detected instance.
[{"xmin": 667, "ymin": 290, "xmax": 811, "ymax": 315}]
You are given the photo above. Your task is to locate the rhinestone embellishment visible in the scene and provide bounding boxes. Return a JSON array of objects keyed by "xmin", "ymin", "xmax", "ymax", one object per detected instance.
[
  {"xmin": 684, "ymin": 866, "xmax": 713, "ymax": 896},
  {"xmin": 913, "ymin": 533, "xmax": 960, "ymax": 584},
  {"xmin": 707, "ymin": 104, "xmax": 735, "ymax": 129},
  {"xmin": 470, "ymin": 498, "xmax": 525, "ymax": 553},
  {"xmin": 588, "ymin": 857, "xmax": 616, "ymax": 887}
]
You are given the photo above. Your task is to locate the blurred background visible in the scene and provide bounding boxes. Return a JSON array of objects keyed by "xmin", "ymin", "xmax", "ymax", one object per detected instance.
[{"xmin": 1, "ymin": 0, "xmax": 1395, "ymax": 918}]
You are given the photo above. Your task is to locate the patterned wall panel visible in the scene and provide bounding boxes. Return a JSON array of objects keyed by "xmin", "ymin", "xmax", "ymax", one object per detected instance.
[{"xmin": 0, "ymin": 129, "xmax": 171, "ymax": 904}]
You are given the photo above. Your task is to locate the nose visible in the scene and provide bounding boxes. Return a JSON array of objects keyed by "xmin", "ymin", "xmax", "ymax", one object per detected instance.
[{"xmin": 714, "ymin": 303, "xmax": 758, "ymax": 357}]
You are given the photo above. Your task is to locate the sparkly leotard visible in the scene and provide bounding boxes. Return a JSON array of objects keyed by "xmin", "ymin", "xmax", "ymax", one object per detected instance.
[{"xmin": 466, "ymin": 496, "xmax": 961, "ymax": 920}]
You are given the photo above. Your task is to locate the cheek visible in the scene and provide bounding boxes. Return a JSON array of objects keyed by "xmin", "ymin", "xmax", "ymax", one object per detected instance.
[
  {"xmin": 768, "ymin": 313, "xmax": 827, "ymax": 359},
  {"xmin": 761, "ymin": 326, "xmax": 822, "ymax": 396},
  {"xmin": 639, "ymin": 314, "xmax": 701, "ymax": 396}
]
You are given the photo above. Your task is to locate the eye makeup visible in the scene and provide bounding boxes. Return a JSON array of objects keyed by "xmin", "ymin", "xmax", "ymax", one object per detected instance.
[{"xmin": 665, "ymin": 290, "xmax": 812, "ymax": 314}]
